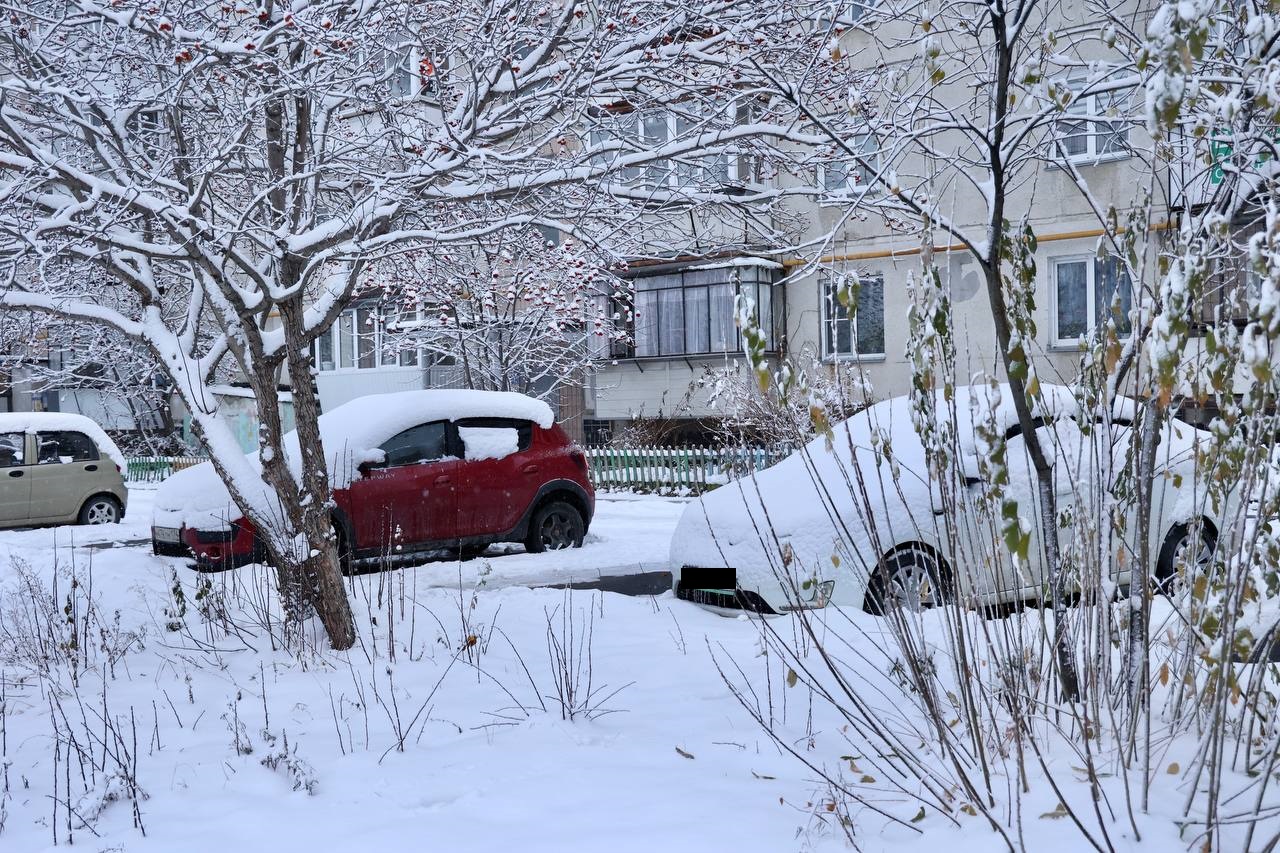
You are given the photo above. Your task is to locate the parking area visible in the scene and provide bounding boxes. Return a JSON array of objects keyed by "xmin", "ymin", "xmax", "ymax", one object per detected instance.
[{"xmin": 0, "ymin": 487, "xmax": 688, "ymax": 594}]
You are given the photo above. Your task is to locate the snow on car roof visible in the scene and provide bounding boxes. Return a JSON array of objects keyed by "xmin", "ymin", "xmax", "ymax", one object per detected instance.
[
  {"xmin": 839, "ymin": 382, "xmax": 1078, "ymax": 459},
  {"xmin": 154, "ymin": 389, "xmax": 555, "ymax": 529},
  {"xmin": 0, "ymin": 411, "xmax": 127, "ymax": 471},
  {"xmin": 302, "ymin": 389, "xmax": 554, "ymax": 483}
]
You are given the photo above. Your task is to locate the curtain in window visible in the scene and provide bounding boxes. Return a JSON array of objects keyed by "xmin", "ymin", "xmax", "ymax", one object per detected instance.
[
  {"xmin": 586, "ymin": 294, "xmax": 610, "ymax": 359},
  {"xmin": 339, "ymin": 312, "xmax": 355, "ymax": 368},
  {"xmin": 642, "ymin": 114, "xmax": 671, "ymax": 188},
  {"xmin": 657, "ymin": 287, "xmax": 684, "ymax": 354},
  {"xmin": 684, "ymin": 286, "xmax": 710, "ymax": 353},
  {"xmin": 356, "ymin": 306, "xmax": 377, "ymax": 369},
  {"xmin": 708, "ymin": 282, "xmax": 736, "ymax": 352},
  {"xmin": 1059, "ymin": 96, "xmax": 1090, "ymax": 157},
  {"xmin": 822, "ymin": 160, "xmax": 850, "ymax": 192},
  {"xmin": 1097, "ymin": 90, "xmax": 1130, "ymax": 156},
  {"xmin": 634, "ymin": 290, "xmax": 660, "ymax": 357},
  {"xmin": 824, "ymin": 276, "xmax": 883, "ymax": 355},
  {"xmin": 1056, "ymin": 261, "xmax": 1088, "ymax": 340}
]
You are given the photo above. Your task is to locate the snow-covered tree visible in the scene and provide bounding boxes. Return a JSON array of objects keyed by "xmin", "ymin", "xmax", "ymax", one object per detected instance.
[
  {"xmin": 0, "ymin": 0, "xmax": 800, "ymax": 649},
  {"xmin": 370, "ymin": 230, "xmax": 630, "ymax": 400}
]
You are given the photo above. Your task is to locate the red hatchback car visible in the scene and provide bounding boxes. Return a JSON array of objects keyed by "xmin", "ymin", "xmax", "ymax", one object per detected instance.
[{"xmin": 151, "ymin": 391, "xmax": 594, "ymax": 570}]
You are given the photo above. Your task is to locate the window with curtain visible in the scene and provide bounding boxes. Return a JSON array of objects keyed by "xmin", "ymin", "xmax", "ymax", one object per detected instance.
[
  {"xmin": 314, "ymin": 304, "xmax": 433, "ymax": 372},
  {"xmin": 1053, "ymin": 256, "xmax": 1133, "ymax": 345},
  {"xmin": 628, "ymin": 265, "xmax": 778, "ymax": 357}
]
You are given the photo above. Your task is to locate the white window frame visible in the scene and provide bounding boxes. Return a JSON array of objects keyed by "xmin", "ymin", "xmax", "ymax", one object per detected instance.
[
  {"xmin": 314, "ymin": 304, "xmax": 430, "ymax": 373},
  {"xmin": 817, "ymin": 2, "xmax": 878, "ymax": 31},
  {"xmin": 1049, "ymin": 254, "xmax": 1132, "ymax": 348},
  {"xmin": 385, "ymin": 42, "xmax": 439, "ymax": 98},
  {"xmin": 821, "ymin": 274, "xmax": 886, "ymax": 361},
  {"xmin": 584, "ymin": 108, "xmax": 762, "ymax": 192},
  {"xmin": 818, "ymin": 133, "xmax": 880, "ymax": 201},
  {"xmin": 1053, "ymin": 82, "xmax": 1131, "ymax": 165}
]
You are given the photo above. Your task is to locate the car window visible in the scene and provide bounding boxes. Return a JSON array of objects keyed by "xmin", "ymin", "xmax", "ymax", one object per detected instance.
[
  {"xmin": 35, "ymin": 431, "xmax": 99, "ymax": 465},
  {"xmin": 458, "ymin": 426, "xmax": 520, "ymax": 461},
  {"xmin": 454, "ymin": 418, "xmax": 533, "ymax": 452},
  {"xmin": 376, "ymin": 422, "xmax": 449, "ymax": 468},
  {"xmin": 0, "ymin": 433, "xmax": 24, "ymax": 468}
]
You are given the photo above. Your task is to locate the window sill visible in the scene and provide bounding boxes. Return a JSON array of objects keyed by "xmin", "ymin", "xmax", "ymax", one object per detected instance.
[
  {"xmin": 819, "ymin": 190, "xmax": 880, "ymax": 206},
  {"xmin": 822, "ymin": 353, "xmax": 886, "ymax": 364},
  {"xmin": 317, "ymin": 365, "xmax": 428, "ymax": 375},
  {"xmin": 613, "ymin": 352, "xmax": 777, "ymax": 364},
  {"xmin": 1048, "ymin": 334, "xmax": 1130, "ymax": 352},
  {"xmin": 1048, "ymin": 150, "xmax": 1131, "ymax": 170}
]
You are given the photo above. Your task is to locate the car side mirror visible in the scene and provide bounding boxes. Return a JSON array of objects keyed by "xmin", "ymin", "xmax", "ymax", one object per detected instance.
[{"xmin": 357, "ymin": 461, "xmax": 374, "ymax": 478}]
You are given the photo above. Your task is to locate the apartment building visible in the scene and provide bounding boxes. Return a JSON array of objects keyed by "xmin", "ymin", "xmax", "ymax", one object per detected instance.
[{"xmin": 580, "ymin": 3, "xmax": 1266, "ymax": 442}]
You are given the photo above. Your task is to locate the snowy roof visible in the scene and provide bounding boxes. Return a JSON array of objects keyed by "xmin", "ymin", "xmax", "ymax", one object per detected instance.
[
  {"xmin": 154, "ymin": 389, "xmax": 556, "ymax": 529},
  {"xmin": 687, "ymin": 256, "xmax": 784, "ymax": 272},
  {"xmin": 208, "ymin": 384, "xmax": 294, "ymax": 402},
  {"xmin": 0, "ymin": 411, "xmax": 127, "ymax": 471}
]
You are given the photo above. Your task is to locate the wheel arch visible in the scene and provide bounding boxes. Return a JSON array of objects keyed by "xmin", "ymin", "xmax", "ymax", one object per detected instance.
[
  {"xmin": 515, "ymin": 479, "xmax": 593, "ymax": 539},
  {"xmin": 78, "ymin": 491, "xmax": 124, "ymax": 522},
  {"xmin": 862, "ymin": 539, "xmax": 955, "ymax": 614},
  {"xmin": 1156, "ymin": 514, "xmax": 1220, "ymax": 582}
]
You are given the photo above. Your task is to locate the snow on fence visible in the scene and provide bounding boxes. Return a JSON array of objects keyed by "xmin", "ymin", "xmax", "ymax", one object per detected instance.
[
  {"xmin": 125, "ymin": 455, "xmax": 208, "ymax": 483},
  {"xmin": 584, "ymin": 445, "xmax": 788, "ymax": 493}
]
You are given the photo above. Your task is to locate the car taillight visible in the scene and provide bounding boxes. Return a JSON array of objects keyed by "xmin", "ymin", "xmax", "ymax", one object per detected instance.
[{"xmin": 570, "ymin": 449, "xmax": 588, "ymax": 473}]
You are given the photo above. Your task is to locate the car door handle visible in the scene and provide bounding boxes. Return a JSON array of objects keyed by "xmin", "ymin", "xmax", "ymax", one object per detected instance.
[
  {"xmin": 7, "ymin": 469, "xmax": 23, "ymax": 478},
  {"xmin": 434, "ymin": 475, "xmax": 452, "ymax": 485},
  {"xmin": 521, "ymin": 463, "xmax": 539, "ymax": 475},
  {"xmin": 85, "ymin": 464, "xmax": 98, "ymax": 472}
]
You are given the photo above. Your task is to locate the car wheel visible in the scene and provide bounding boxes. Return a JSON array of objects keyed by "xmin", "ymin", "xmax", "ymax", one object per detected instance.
[
  {"xmin": 78, "ymin": 495, "xmax": 121, "ymax": 526},
  {"xmin": 1155, "ymin": 521, "xmax": 1217, "ymax": 595},
  {"xmin": 525, "ymin": 501, "xmax": 584, "ymax": 553},
  {"xmin": 863, "ymin": 545, "xmax": 952, "ymax": 615}
]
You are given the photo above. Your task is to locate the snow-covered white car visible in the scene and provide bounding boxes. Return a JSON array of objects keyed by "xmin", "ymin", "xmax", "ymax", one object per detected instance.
[
  {"xmin": 152, "ymin": 390, "xmax": 594, "ymax": 569},
  {"xmin": 671, "ymin": 384, "xmax": 1231, "ymax": 615}
]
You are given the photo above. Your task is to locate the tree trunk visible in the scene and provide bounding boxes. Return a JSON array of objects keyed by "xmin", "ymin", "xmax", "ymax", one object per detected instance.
[
  {"xmin": 980, "ymin": 257, "xmax": 1082, "ymax": 701},
  {"xmin": 277, "ymin": 297, "xmax": 356, "ymax": 650},
  {"xmin": 1127, "ymin": 398, "xmax": 1161, "ymax": 714}
]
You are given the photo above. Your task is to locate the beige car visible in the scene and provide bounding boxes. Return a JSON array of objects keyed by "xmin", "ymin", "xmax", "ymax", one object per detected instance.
[{"xmin": 0, "ymin": 412, "xmax": 129, "ymax": 528}]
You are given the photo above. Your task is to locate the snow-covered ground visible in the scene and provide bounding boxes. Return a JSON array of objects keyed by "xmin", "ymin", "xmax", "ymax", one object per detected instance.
[
  {"xmin": 0, "ymin": 490, "xmax": 847, "ymax": 853},
  {"xmin": 0, "ymin": 489, "xmax": 1260, "ymax": 852}
]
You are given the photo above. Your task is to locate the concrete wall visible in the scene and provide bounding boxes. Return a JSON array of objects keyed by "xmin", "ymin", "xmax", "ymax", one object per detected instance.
[{"xmin": 316, "ymin": 366, "xmax": 430, "ymax": 411}]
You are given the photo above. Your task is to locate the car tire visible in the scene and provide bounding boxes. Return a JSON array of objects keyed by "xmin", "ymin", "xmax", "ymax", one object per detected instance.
[
  {"xmin": 1155, "ymin": 520, "xmax": 1217, "ymax": 595},
  {"xmin": 524, "ymin": 501, "xmax": 585, "ymax": 553},
  {"xmin": 78, "ymin": 495, "xmax": 122, "ymax": 526},
  {"xmin": 863, "ymin": 544, "xmax": 952, "ymax": 615}
]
